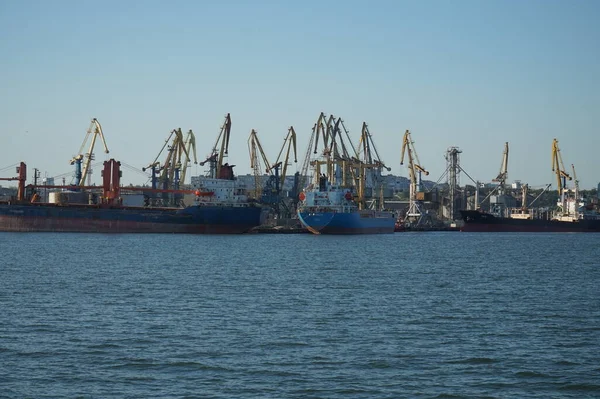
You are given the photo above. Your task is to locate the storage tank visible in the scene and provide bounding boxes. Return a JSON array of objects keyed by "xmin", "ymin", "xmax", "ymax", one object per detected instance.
[
  {"xmin": 48, "ymin": 191, "xmax": 87, "ymax": 204},
  {"xmin": 48, "ymin": 191, "xmax": 64, "ymax": 204}
]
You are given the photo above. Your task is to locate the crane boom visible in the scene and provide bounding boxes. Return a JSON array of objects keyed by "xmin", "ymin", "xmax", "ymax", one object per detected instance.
[
  {"xmin": 144, "ymin": 128, "xmax": 190, "ymax": 199},
  {"xmin": 492, "ymin": 142, "xmax": 509, "ymax": 186},
  {"xmin": 551, "ymin": 138, "xmax": 571, "ymax": 195},
  {"xmin": 270, "ymin": 126, "xmax": 298, "ymax": 191},
  {"xmin": 571, "ymin": 163, "xmax": 579, "ymax": 199},
  {"xmin": 70, "ymin": 118, "xmax": 109, "ymax": 187},
  {"xmin": 180, "ymin": 129, "xmax": 197, "ymax": 185},
  {"xmin": 358, "ymin": 122, "xmax": 389, "ymax": 171},
  {"xmin": 248, "ymin": 129, "xmax": 272, "ymax": 199},
  {"xmin": 551, "ymin": 138, "xmax": 573, "ymax": 216},
  {"xmin": 400, "ymin": 130, "xmax": 429, "ymax": 223},
  {"xmin": 211, "ymin": 113, "xmax": 232, "ymax": 178}
]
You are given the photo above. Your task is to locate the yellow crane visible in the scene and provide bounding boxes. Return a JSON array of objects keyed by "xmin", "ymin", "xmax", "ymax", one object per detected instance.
[
  {"xmin": 163, "ymin": 128, "xmax": 190, "ymax": 190},
  {"xmin": 400, "ymin": 129, "xmax": 429, "ymax": 223},
  {"xmin": 269, "ymin": 126, "xmax": 298, "ymax": 194},
  {"xmin": 142, "ymin": 129, "xmax": 190, "ymax": 207},
  {"xmin": 358, "ymin": 122, "xmax": 390, "ymax": 210},
  {"xmin": 247, "ymin": 129, "xmax": 272, "ymax": 199},
  {"xmin": 180, "ymin": 129, "xmax": 197, "ymax": 186},
  {"xmin": 70, "ymin": 118, "xmax": 109, "ymax": 186},
  {"xmin": 301, "ymin": 113, "xmax": 359, "ymax": 190},
  {"xmin": 209, "ymin": 113, "xmax": 232, "ymax": 179}
]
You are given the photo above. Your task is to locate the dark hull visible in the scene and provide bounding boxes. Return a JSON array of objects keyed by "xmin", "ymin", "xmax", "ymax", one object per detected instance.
[
  {"xmin": 0, "ymin": 203, "xmax": 264, "ymax": 234},
  {"xmin": 460, "ymin": 210, "xmax": 600, "ymax": 233},
  {"xmin": 297, "ymin": 210, "xmax": 395, "ymax": 235}
]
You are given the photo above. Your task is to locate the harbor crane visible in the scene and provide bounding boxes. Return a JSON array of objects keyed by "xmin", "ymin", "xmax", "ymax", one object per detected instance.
[
  {"xmin": 247, "ymin": 129, "xmax": 272, "ymax": 200},
  {"xmin": 143, "ymin": 128, "xmax": 190, "ymax": 206},
  {"xmin": 142, "ymin": 128, "xmax": 189, "ymax": 206},
  {"xmin": 300, "ymin": 113, "xmax": 359, "ymax": 192},
  {"xmin": 358, "ymin": 122, "xmax": 390, "ymax": 210},
  {"xmin": 144, "ymin": 128, "xmax": 190, "ymax": 188},
  {"xmin": 205, "ymin": 113, "xmax": 232, "ymax": 179},
  {"xmin": 551, "ymin": 138, "xmax": 572, "ymax": 215},
  {"xmin": 268, "ymin": 126, "xmax": 299, "ymax": 217},
  {"xmin": 248, "ymin": 127, "xmax": 299, "ymax": 218},
  {"xmin": 477, "ymin": 142, "xmax": 511, "ymax": 212},
  {"xmin": 300, "ymin": 113, "xmax": 388, "ymax": 211},
  {"xmin": 492, "ymin": 142, "xmax": 509, "ymax": 189},
  {"xmin": 400, "ymin": 129, "xmax": 429, "ymax": 224},
  {"xmin": 180, "ymin": 129, "xmax": 197, "ymax": 186},
  {"xmin": 270, "ymin": 126, "xmax": 298, "ymax": 196},
  {"xmin": 571, "ymin": 164, "xmax": 580, "ymax": 200},
  {"xmin": 70, "ymin": 118, "xmax": 109, "ymax": 187}
]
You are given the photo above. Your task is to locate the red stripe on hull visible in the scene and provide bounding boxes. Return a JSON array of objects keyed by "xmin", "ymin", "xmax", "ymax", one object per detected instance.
[
  {"xmin": 0, "ymin": 216, "xmax": 254, "ymax": 234},
  {"xmin": 320, "ymin": 226, "xmax": 394, "ymax": 234},
  {"xmin": 461, "ymin": 223, "xmax": 597, "ymax": 233}
]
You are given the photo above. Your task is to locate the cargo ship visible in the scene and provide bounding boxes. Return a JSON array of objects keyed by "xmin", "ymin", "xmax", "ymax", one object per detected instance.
[
  {"xmin": 0, "ymin": 160, "xmax": 265, "ymax": 234},
  {"xmin": 460, "ymin": 209, "xmax": 600, "ymax": 232},
  {"xmin": 297, "ymin": 175, "xmax": 395, "ymax": 234}
]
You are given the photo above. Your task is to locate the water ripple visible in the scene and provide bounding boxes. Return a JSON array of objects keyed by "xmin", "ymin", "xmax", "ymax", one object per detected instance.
[{"xmin": 0, "ymin": 232, "xmax": 599, "ymax": 398}]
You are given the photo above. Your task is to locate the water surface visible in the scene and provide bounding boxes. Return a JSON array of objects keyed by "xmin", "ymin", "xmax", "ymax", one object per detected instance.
[{"xmin": 1, "ymin": 232, "xmax": 599, "ymax": 398}]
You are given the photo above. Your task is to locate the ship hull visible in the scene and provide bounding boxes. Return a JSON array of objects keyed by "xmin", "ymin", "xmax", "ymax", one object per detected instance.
[
  {"xmin": 0, "ymin": 203, "xmax": 264, "ymax": 234},
  {"xmin": 460, "ymin": 210, "xmax": 600, "ymax": 233},
  {"xmin": 298, "ymin": 210, "xmax": 395, "ymax": 234}
]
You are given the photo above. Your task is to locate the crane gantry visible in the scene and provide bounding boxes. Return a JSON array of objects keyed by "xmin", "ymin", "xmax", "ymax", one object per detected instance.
[
  {"xmin": 70, "ymin": 118, "xmax": 109, "ymax": 186},
  {"xmin": 400, "ymin": 129, "xmax": 429, "ymax": 224}
]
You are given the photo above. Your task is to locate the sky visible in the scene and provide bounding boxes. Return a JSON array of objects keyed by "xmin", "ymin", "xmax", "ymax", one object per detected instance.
[{"xmin": 0, "ymin": 0, "xmax": 599, "ymax": 189}]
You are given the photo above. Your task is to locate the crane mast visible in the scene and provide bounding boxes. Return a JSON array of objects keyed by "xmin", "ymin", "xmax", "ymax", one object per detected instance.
[
  {"xmin": 551, "ymin": 138, "xmax": 572, "ymax": 215},
  {"xmin": 70, "ymin": 118, "xmax": 109, "ymax": 187},
  {"xmin": 571, "ymin": 164, "xmax": 580, "ymax": 200},
  {"xmin": 143, "ymin": 128, "xmax": 190, "ymax": 206},
  {"xmin": 300, "ymin": 113, "xmax": 386, "ymax": 211},
  {"xmin": 270, "ymin": 126, "xmax": 298, "ymax": 195},
  {"xmin": 358, "ymin": 122, "xmax": 390, "ymax": 210},
  {"xmin": 400, "ymin": 129, "xmax": 429, "ymax": 224},
  {"xmin": 247, "ymin": 129, "xmax": 272, "ymax": 199},
  {"xmin": 209, "ymin": 113, "xmax": 232, "ymax": 179},
  {"xmin": 492, "ymin": 142, "xmax": 509, "ymax": 189},
  {"xmin": 180, "ymin": 129, "xmax": 197, "ymax": 186}
]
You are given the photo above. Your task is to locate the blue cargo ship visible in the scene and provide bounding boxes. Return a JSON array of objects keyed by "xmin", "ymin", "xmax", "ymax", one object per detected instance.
[{"xmin": 297, "ymin": 176, "xmax": 395, "ymax": 235}]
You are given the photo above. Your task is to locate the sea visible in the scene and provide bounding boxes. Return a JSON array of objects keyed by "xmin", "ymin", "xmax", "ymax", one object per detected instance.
[{"xmin": 1, "ymin": 232, "xmax": 599, "ymax": 399}]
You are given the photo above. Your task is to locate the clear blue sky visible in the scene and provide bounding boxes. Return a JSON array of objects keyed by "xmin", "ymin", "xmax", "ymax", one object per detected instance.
[{"xmin": 1, "ymin": 0, "xmax": 598, "ymax": 189}]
